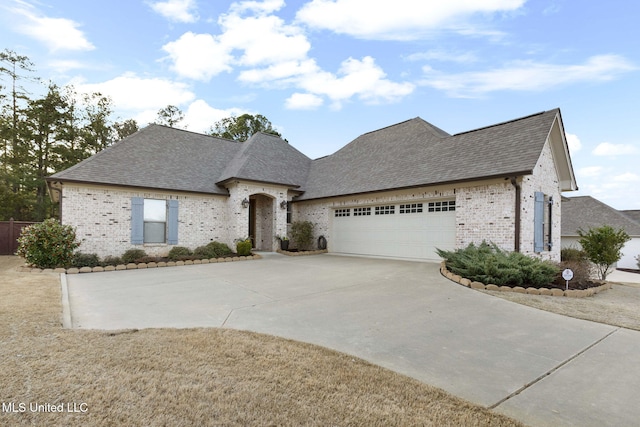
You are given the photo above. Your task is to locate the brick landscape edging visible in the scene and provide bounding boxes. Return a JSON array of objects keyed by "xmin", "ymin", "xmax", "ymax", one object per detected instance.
[
  {"xmin": 439, "ymin": 261, "xmax": 612, "ymax": 298},
  {"xmin": 18, "ymin": 254, "xmax": 263, "ymax": 274}
]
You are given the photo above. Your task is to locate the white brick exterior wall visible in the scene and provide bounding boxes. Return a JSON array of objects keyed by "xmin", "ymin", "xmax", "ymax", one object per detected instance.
[{"xmin": 61, "ymin": 184, "xmax": 229, "ymax": 258}]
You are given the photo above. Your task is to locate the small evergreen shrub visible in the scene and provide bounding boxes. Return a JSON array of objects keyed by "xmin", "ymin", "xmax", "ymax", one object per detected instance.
[
  {"xmin": 437, "ymin": 241, "xmax": 559, "ymax": 288},
  {"xmin": 135, "ymin": 256, "xmax": 163, "ymax": 264},
  {"xmin": 100, "ymin": 255, "xmax": 122, "ymax": 267},
  {"xmin": 168, "ymin": 246, "xmax": 192, "ymax": 260},
  {"xmin": 122, "ymin": 248, "xmax": 148, "ymax": 264},
  {"xmin": 290, "ymin": 221, "xmax": 314, "ymax": 250},
  {"xmin": 16, "ymin": 219, "xmax": 80, "ymax": 268},
  {"xmin": 236, "ymin": 239, "xmax": 252, "ymax": 256},
  {"xmin": 71, "ymin": 252, "xmax": 100, "ymax": 268},
  {"xmin": 207, "ymin": 241, "xmax": 232, "ymax": 257}
]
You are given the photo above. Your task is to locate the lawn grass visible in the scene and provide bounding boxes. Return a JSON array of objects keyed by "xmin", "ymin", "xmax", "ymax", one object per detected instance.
[{"xmin": 0, "ymin": 256, "xmax": 523, "ymax": 426}]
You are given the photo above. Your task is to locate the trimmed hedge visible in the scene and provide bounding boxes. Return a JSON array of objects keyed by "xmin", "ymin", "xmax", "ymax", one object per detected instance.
[{"xmin": 437, "ymin": 241, "xmax": 559, "ymax": 288}]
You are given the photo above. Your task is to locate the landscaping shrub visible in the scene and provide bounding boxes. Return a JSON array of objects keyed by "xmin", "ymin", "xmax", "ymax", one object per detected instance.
[
  {"xmin": 236, "ymin": 238, "xmax": 252, "ymax": 256},
  {"xmin": 290, "ymin": 221, "xmax": 314, "ymax": 250},
  {"xmin": 561, "ymin": 247, "xmax": 587, "ymax": 262},
  {"xmin": 16, "ymin": 219, "xmax": 80, "ymax": 268},
  {"xmin": 71, "ymin": 252, "xmax": 100, "ymax": 268},
  {"xmin": 122, "ymin": 249, "xmax": 148, "ymax": 264},
  {"xmin": 193, "ymin": 245, "xmax": 215, "ymax": 259},
  {"xmin": 168, "ymin": 246, "xmax": 192, "ymax": 261},
  {"xmin": 552, "ymin": 259, "xmax": 594, "ymax": 289},
  {"xmin": 135, "ymin": 256, "xmax": 164, "ymax": 264},
  {"xmin": 207, "ymin": 241, "xmax": 232, "ymax": 257},
  {"xmin": 437, "ymin": 241, "xmax": 559, "ymax": 288},
  {"xmin": 100, "ymin": 255, "xmax": 122, "ymax": 267},
  {"xmin": 578, "ymin": 225, "xmax": 631, "ymax": 280}
]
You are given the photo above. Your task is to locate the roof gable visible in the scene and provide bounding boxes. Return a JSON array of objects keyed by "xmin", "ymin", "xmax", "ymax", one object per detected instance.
[{"xmin": 562, "ymin": 196, "xmax": 640, "ymax": 236}]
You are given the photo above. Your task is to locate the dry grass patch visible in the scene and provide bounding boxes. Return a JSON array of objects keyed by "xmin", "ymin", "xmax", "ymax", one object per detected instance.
[
  {"xmin": 483, "ymin": 282, "xmax": 640, "ymax": 331},
  {"xmin": 0, "ymin": 256, "xmax": 522, "ymax": 426}
]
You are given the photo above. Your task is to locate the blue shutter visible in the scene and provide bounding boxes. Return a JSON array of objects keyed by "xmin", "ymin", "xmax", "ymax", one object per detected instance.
[
  {"xmin": 167, "ymin": 199, "xmax": 179, "ymax": 245},
  {"xmin": 131, "ymin": 197, "xmax": 144, "ymax": 244},
  {"xmin": 534, "ymin": 192, "xmax": 544, "ymax": 252}
]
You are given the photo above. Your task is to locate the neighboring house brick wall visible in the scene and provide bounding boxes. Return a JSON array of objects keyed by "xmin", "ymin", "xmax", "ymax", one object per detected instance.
[
  {"xmin": 61, "ymin": 184, "xmax": 229, "ymax": 258},
  {"xmin": 520, "ymin": 139, "xmax": 562, "ymax": 261}
]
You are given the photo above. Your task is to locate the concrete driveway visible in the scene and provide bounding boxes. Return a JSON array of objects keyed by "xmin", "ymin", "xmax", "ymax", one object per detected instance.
[{"xmin": 65, "ymin": 253, "xmax": 640, "ymax": 427}]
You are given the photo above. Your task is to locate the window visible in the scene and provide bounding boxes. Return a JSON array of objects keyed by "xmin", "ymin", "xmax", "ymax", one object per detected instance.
[
  {"xmin": 286, "ymin": 201, "xmax": 292, "ymax": 224},
  {"xmin": 399, "ymin": 203, "xmax": 423, "ymax": 214},
  {"xmin": 335, "ymin": 208, "xmax": 350, "ymax": 217},
  {"xmin": 374, "ymin": 205, "xmax": 395, "ymax": 215},
  {"xmin": 143, "ymin": 199, "xmax": 167, "ymax": 243},
  {"xmin": 353, "ymin": 207, "xmax": 371, "ymax": 216},
  {"xmin": 131, "ymin": 197, "xmax": 179, "ymax": 245},
  {"xmin": 428, "ymin": 200, "xmax": 455, "ymax": 212}
]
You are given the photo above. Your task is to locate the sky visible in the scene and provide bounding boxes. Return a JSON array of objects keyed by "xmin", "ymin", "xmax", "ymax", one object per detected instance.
[{"xmin": 1, "ymin": 0, "xmax": 639, "ymax": 209}]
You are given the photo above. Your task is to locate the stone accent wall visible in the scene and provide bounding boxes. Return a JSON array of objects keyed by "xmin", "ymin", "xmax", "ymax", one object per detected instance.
[
  {"xmin": 520, "ymin": 138, "xmax": 562, "ymax": 261},
  {"xmin": 61, "ymin": 184, "xmax": 229, "ymax": 258}
]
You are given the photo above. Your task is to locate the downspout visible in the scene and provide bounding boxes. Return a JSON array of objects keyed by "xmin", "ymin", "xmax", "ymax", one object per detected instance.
[{"xmin": 510, "ymin": 177, "xmax": 521, "ymax": 253}]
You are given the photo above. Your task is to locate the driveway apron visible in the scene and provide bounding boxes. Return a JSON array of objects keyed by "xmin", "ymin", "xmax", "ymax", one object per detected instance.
[{"xmin": 66, "ymin": 253, "xmax": 638, "ymax": 427}]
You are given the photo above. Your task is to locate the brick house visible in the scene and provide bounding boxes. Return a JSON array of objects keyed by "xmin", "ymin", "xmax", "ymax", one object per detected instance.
[{"xmin": 47, "ymin": 108, "xmax": 577, "ymax": 261}]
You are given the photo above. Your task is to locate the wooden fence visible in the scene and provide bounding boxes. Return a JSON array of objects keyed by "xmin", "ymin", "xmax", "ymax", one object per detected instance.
[{"xmin": 0, "ymin": 219, "xmax": 37, "ymax": 255}]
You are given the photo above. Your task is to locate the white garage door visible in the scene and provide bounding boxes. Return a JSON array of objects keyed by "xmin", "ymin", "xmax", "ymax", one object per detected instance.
[{"xmin": 331, "ymin": 201, "xmax": 456, "ymax": 261}]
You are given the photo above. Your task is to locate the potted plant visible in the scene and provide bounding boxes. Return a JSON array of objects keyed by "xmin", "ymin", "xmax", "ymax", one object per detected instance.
[{"xmin": 276, "ymin": 235, "xmax": 289, "ymax": 251}]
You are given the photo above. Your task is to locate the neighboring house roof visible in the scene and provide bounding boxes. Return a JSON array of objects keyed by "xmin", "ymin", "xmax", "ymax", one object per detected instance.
[
  {"xmin": 562, "ymin": 196, "xmax": 640, "ymax": 237},
  {"xmin": 622, "ymin": 210, "xmax": 640, "ymax": 224},
  {"xmin": 298, "ymin": 109, "xmax": 573, "ymax": 200},
  {"xmin": 49, "ymin": 108, "xmax": 576, "ymax": 199}
]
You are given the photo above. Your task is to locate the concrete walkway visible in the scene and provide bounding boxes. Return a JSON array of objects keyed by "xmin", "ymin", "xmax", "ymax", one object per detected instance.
[{"xmin": 65, "ymin": 253, "xmax": 640, "ymax": 427}]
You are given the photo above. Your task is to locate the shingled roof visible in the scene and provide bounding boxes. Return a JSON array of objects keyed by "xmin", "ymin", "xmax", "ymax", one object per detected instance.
[
  {"xmin": 49, "ymin": 125, "xmax": 311, "ymax": 195},
  {"xmin": 297, "ymin": 109, "xmax": 563, "ymax": 200},
  {"xmin": 50, "ymin": 109, "xmax": 572, "ymax": 199},
  {"xmin": 562, "ymin": 196, "xmax": 640, "ymax": 236},
  {"xmin": 622, "ymin": 210, "xmax": 640, "ymax": 224}
]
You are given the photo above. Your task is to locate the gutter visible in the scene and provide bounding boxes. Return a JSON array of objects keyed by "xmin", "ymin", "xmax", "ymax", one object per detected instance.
[{"xmin": 510, "ymin": 177, "xmax": 521, "ymax": 252}]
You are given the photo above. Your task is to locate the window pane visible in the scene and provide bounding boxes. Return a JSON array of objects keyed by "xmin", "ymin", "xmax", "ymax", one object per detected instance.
[
  {"xmin": 144, "ymin": 222, "xmax": 166, "ymax": 243},
  {"xmin": 144, "ymin": 199, "xmax": 166, "ymax": 221}
]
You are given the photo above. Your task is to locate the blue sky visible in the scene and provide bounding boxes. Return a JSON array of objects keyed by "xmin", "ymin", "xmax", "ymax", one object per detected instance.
[{"xmin": 1, "ymin": 0, "xmax": 639, "ymax": 209}]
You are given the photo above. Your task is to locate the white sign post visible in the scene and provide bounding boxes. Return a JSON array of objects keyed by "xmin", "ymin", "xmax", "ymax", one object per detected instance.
[{"xmin": 562, "ymin": 268, "xmax": 574, "ymax": 291}]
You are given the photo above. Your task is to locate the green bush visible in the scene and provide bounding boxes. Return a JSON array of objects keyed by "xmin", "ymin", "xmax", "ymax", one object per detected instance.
[
  {"xmin": 100, "ymin": 255, "xmax": 122, "ymax": 267},
  {"xmin": 71, "ymin": 252, "xmax": 100, "ymax": 268},
  {"xmin": 193, "ymin": 245, "xmax": 215, "ymax": 259},
  {"xmin": 578, "ymin": 225, "xmax": 631, "ymax": 280},
  {"xmin": 290, "ymin": 221, "xmax": 314, "ymax": 250},
  {"xmin": 207, "ymin": 241, "xmax": 232, "ymax": 257},
  {"xmin": 122, "ymin": 248, "xmax": 148, "ymax": 264},
  {"xmin": 437, "ymin": 241, "xmax": 559, "ymax": 288},
  {"xmin": 561, "ymin": 247, "xmax": 587, "ymax": 262},
  {"xmin": 168, "ymin": 246, "xmax": 192, "ymax": 260},
  {"xmin": 236, "ymin": 239, "xmax": 252, "ymax": 256},
  {"xmin": 16, "ymin": 219, "xmax": 80, "ymax": 268}
]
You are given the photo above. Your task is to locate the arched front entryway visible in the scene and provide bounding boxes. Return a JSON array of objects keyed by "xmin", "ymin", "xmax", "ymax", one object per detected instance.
[{"xmin": 248, "ymin": 193, "xmax": 276, "ymax": 251}]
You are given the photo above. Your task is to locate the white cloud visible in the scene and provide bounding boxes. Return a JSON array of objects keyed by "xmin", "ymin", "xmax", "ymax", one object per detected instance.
[
  {"xmin": 565, "ymin": 133, "xmax": 582, "ymax": 153},
  {"xmin": 593, "ymin": 142, "xmax": 639, "ymax": 156},
  {"xmin": 422, "ymin": 55, "xmax": 636, "ymax": 97},
  {"xmin": 577, "ymin": 166, "xmax": 603, "ymax": 178},
  {"xmin": 148, "ymin": 0, "xmax": 198, "ymax": 23},
  {"xmin": 183, "ymin": 100, "xmax": 245, "ymax": 133},
  {"xmin": 612, "ymin": 172, "xmax": 640, "ymax": 182},
  {"xmin": 239, "ymin": 59, "xmax": 318, "ymax": 85},
  {"xmin": 9, "ymin": 2, "xmax": 94, "ymax": 51},
  {"xmin": 405, "ymin": 49, "xmax": 478, "ymax": 64},
  {"xmin": 296, "ymin": 0, "xmax": 525, "ymax": 40},
  {"xmin": 162, "ymin": 32, "xmax": 233, "ymax": 81},
  {"xmin": 72, "ymin": 73, "xmax": 195, "ymax": 111},
  {"xmin": 229, "ymin": 0, "xmax": 285, "ymax": 15},
  {"xmin": 285, "ymin": 93, "xmax": 324, "ymax": 110}
]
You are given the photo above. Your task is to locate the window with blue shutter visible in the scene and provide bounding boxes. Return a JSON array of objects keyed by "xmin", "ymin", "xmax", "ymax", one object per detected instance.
[
  {"xmin": 131, "ymin": 197, "xmax": 144, "ymax": 244},
  {"xmin": 533, "ymin": 192, "xmax": 544, "ymax": 252}
]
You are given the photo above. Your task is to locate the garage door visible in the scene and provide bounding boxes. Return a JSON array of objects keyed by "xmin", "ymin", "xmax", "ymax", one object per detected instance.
[{"xmin": 331, "ymin": 201, "xmax": 456, "ymax": 260}]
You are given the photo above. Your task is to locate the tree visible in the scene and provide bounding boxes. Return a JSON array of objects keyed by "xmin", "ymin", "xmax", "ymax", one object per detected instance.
[
  {"xmin": 209, "ymin": 113, "xmax": 281, "ymax": 142},
  {"xmin": 578, "ymin": 225, "xmax": 631, "ymax": 280},
  {"xmin": 113, "ymin": 119, "xmax": 139, "ymax": 140},
  {"xmin": 155, "ymin": 105, "xmax": 184, "ymax": 128}
]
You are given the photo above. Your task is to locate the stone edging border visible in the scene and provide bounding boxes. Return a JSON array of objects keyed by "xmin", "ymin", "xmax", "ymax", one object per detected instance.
[
  {"xmin": 276, "ymin": 249, "xmax": 328, "ymax": 256},
  {"xmin": 440, "ymin": 261, "xmax": 612, "ymax": 298},
  {"xmin": 18, "ymin": 254, "xmax": 263, "ymax": 274}
]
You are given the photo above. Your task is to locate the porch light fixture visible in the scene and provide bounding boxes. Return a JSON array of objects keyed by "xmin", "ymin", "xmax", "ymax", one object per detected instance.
[
  {"xmin": 241, "ymin": 198, "xmax": 250, "ymax": 208},
  {"xmin": 280, "ymin": 200, "xmax": 288, "ymax": 209}
]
